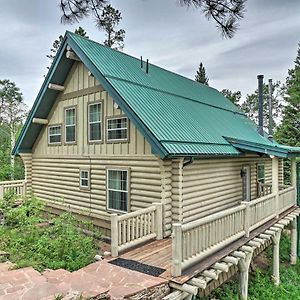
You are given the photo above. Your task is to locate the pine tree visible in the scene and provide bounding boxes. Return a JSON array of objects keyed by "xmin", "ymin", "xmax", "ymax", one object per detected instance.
[
  {"xmin": 241, "ymin": 82, "xmax": 284, "ymax": 130},
  {"xmin": 99, "ymin": 5, "xmax": 125, "ymax": 50},
  {"xmin": 59, "ymin": 0, "xmax": 246, "ymax": 38},
  {"xmin": 221, "ymin": 89, "xmax": 241, "ymax": 106},
  {"xmin": 195, "ymin": 62, "xmax": 209, "ymax": 85},
  {"xmin": 275, "ymin": 44, "xmax": 300, "ymax": 147},
  {"xmin": 46, "ymin": 27, "xmax": 89, "ymax": 68}
]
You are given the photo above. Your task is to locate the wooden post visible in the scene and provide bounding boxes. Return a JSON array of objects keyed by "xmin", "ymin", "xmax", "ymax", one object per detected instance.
[
  {"xmin": 111, "ymin": 214, "xmax": 119, "ymax": 257},
  {"xmin": 290, "ymin": 217, "xmax": 297, "ymax": 265},
  {"xmin": 238, "ymin": 251, "xmax": 253, "ymax": 300},
  {"xmin": 172, "ymin": 223, "xmax": 183, "ymax": 277},
  {"xmin": 272, "ymin": 229, "xmax": 282, "ymax": 286},
  {"xmin": 291, "ymin": 158, "xmax": 297, "ymax": 204},
  {"xmin": 0, "ymin": 185, "xmax": 3, "ymax": 199},
  {"xmin": 243, "ymin": 202, "xmax": 250, "ymax": 237},
  {"xmin": 272, "ymin": 156, "xmax": 279, "ymax": 218},
  {"xmin": 154, "ymin": 202, "xmax": 163, "ymax": 240}
]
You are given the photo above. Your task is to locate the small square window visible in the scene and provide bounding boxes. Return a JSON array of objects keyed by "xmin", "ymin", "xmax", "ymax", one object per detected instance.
[
  {"xmin": 80, "ymin": 170, "xmax": 90, "ymax": 189},
  {"xmin": 48, "ymin": 125, "xmax": 62, "ymax": 144},
  {"xmin": 107, "ymin": 117, "xmax": 128, "ymax": 142}
]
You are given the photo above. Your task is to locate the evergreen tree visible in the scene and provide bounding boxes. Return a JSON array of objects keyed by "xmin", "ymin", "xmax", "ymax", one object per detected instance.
[
  {"xmin": 241, "ymin": 82, "xmax": 284, "ymax": 131},
  {"xmin": 195, "ymin": 62, "xmax": 209, "ymax": 85},
  {"xmin": 221, "ymin": 89, "xmax": 241, "ymax": 106},
  {"xmin": 275, "ymin": 44, "xmax": 300, "ymax": 147},
  {"xmin": 59, "ymin": 0, "xmax": 246, "ymax": 38},
  {"xmin": 99, "ymin": 5, "xmax": 125, "ymax": 50},
  {"xmin": 0, "ymin": 80, "xmax": 28, "ymax": 180},
  {"xmin": 46, "ymin": 27, "xmax": 88, "ymax": 68}
]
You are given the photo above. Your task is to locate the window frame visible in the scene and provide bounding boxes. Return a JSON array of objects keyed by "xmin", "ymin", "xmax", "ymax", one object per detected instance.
[
  {"xmin": 79, "ymin": 169, "xmax": 90, "ymax": 190},
  {"xmin": 106, "ymin": 167, "xmax": 130, "ymax": 214},
  {"xmin": 257, "ymin": 163, "xmax": 265, "ymax": 184},
  {"xmin": 64, "ymin": 106, "xmax": 77, "ymax": 144},
  {"xmin": 106, "ymin": 116, "xmax": 129, "ymax": 143},
  {"xmin": 88, "ymin": 101, "xmax": 103, "ymax": 143},
  {"xmin": 48, "ymin": 124, "xmax": 62, "ymax": 146}
]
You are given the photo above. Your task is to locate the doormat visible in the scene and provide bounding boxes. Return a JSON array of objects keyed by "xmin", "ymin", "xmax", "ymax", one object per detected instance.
[{"xmin": 109, "ymin": 258, "xmax": 166, "ymax": 277}]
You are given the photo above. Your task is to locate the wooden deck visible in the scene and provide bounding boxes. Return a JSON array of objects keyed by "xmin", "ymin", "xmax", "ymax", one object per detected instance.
[
  {"xmin": 120, "ymin": 238, "xmax": 173, "ymax": 279},
  {"xmin": 118, "ymin": 206, "xmax": 298, "ymax": 285}
]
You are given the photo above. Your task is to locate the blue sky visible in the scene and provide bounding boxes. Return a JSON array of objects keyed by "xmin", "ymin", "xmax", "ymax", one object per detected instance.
[{"xmin": 0, "ymin": 0, "xmax": 299, "ymax": 106}]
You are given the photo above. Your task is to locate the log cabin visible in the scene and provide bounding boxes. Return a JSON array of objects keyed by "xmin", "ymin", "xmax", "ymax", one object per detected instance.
[{"xmin": 3, "ymin": 31, "xmax": 300, "ymax": 299}]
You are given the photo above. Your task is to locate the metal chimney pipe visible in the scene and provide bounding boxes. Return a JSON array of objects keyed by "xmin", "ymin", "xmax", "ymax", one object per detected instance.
[
  {"xmin": 257, "ymin": 75, "xmax": 264, "ymax": 136},
  {"xmin": 268, "ymin": 79, "xmax": 273, "ymax": 140}
]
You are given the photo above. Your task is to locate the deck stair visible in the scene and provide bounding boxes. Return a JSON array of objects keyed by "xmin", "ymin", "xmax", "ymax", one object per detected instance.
[{"xmin": 164, "ymin": 207, "xmax": 300, "ymax": 300}]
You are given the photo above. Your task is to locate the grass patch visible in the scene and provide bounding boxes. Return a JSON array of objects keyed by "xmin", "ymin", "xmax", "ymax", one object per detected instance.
[
  {"xmin": 200, "ymin": 232, "xmax": 300, "ymax": 300},
  {"xmin": 0, "ymin": 193, "xmax": 101, "ymax": 272}
]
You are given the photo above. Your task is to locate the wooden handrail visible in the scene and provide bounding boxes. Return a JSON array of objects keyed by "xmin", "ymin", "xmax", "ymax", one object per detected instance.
[
  {"xmin": 111, "ymin": 202, "xmax": 163, "ymax": 257},
  {"xmin": 171, "ymin": 187, "xmax": 297, "ymax": 277},
  {"xmin": 0, "ymin": 180, "xmax": 27, "ymax": 199}
]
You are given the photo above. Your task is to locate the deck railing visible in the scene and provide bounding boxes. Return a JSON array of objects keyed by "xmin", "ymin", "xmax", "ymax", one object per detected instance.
[
  {"xmin": 0, "ymin": 180, "xmax": 27, "ymax": 199},
  {"xmin": 172, "ymin": 187, "xmax": 296, "ymax": 276},
  {"xmin": 278, "ymin": 186, "xmax": 295, "ymax": 214},
  {"xmin": 111, "ymin": 203, "xmax": 163, "ymax": 257}
]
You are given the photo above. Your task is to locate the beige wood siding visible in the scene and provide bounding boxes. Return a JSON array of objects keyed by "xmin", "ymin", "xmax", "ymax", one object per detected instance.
[
  {"xmin": 33, "ymin": 62, "xmax": 152, "ymax": 157},
  {"xmin": 31, "ymin": 155, "xmax": 162, "ymax": 232},
  {"xmin": 181, "ymin": 156, "xmax": 273, "ymax": 224}
]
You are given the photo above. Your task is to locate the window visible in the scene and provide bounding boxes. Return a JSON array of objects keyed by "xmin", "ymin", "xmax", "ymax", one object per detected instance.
[
  {"xmin": 80, "ymin": 169, "xmax": 90, "ymax": 189},
  {"xmin": 107, "ymin": 117, "xmax": 128, "ymax": 142},
  {"xmin": 88, "ymin": 103, "xmax": 102, "ymax": 142},
  {"xmin": 48, "ymin": 125, "xmax": 62, "ymax": 144},
  {"xmin": 107, "ymin": 169, "xmax": 128, "ymax": 212},
  {"xmin": 257, "ymin": 164, "xmax": 265, "ymax": 184},
  {"xmin": 65, "ymin": 107, "xmax": 76, "ymax": 143}
]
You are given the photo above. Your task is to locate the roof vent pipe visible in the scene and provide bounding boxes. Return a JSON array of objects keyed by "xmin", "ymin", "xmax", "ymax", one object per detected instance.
[
  {"xmin": 146, "ymin": 59, "xmax": 149, "ymax": 74},
  {"xmin": 140, "ymin": 56, "xmax": 143, "ymax": 68},
  {"xmin": 268, "ymin": 79, "xmax": 273, "ymax": 141},
  {"xmin": 257, "ymin": 75, "xmax": 264, "ymax": 136}
]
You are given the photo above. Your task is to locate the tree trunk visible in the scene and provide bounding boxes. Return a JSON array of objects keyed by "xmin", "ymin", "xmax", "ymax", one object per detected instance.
[{"xmin": 10, "ymin": 127, "xmax": 15, "ymax": 180}]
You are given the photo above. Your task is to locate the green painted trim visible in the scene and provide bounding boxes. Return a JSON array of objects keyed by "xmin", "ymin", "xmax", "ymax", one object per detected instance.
[
  {"xmin": 13, "ymin": 34, "xmax": 69, "ymax": 155},
  {"xmin": 66, "ymin": 34, "xmax": 169, "ymax": 159}
]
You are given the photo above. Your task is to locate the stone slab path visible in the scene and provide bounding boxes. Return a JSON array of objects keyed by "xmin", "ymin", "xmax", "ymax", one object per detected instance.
[{"xmin": 0, "ymin": 260, "xmax": 169, "ymax": 300}]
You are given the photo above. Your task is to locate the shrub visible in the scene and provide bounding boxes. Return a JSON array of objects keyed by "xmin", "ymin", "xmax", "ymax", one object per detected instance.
[{"xmin": 0, "ymin": 196, "xmax": 101, "ymax": 272}]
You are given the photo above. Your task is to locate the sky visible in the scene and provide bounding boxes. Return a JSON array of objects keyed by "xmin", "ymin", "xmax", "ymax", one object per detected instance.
[{"xmin": 0, "ymin": 0, "xmax": 300, "ymax": 107}]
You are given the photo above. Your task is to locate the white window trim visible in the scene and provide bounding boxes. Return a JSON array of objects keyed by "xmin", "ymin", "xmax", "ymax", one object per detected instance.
[
  {"xmin": 106, "ymin": 168, "xmax": 129, "ymax": 213},
  {"xmin": 106, "ymin": 116, "xmax": 128, "ymax": 142},
  {"xmin": 79, "ymin": 169, "xmax": 90, "ymax": 189},
  {"xmin": 48, "ymin": 125, "xmax": 62, "ymax": 145},
  {"xmin": 88, "ymin": 102, "xmax": 102, "ymax": 143},
  {"xmin": 65, "ymin": 107, "xmax": 76, "ymax": 144}
]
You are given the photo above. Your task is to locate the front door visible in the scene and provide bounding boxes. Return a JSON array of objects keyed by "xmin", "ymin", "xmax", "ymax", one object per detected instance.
[{"xmin": 242, "ymin": 165, "xmax": 251, "ymax": 201}]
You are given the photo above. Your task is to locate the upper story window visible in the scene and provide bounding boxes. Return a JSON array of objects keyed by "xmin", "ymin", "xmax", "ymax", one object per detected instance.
[
  {"xmin": 107, "ymin": 117, "xmax": 128, "ymax": 142},
  {"xmin": 65, "ymin": 107, "xmax": 76, "ymax": 143},
  {"xmin": 88, "ymin": 102, "xmax": 102, "ymax": 142},
  {"xmin": 107, "ymin": 169, "xmax": 129, "ymax": 213},
  {"xmin": 80, "ymin": 169, "xmax": 90, "ymax": 189},
  {"xmin": 48, "ymin": 125, "xmax": 62, "ymax": 145}
]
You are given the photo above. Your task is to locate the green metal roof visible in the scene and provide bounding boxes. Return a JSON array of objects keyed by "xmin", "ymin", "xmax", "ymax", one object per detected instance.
[{"xmin": 13, "ymin": 31, "xmax": 300, "ymax": 158}]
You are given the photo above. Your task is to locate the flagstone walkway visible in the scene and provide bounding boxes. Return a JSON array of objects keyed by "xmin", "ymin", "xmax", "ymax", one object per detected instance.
[{"xmin": 0, "ymin": 260, "xmax": 169, "ymax": 300}]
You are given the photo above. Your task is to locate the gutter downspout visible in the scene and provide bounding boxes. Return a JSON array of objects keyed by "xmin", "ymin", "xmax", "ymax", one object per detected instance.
[{"xmin": 183, "ymin": 157, "xmax": 194, "ymax": 168}]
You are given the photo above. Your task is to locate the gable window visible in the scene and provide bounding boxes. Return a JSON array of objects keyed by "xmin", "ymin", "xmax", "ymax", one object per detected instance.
[
  {"xmin": 80, "ymin": 169, "xmax": 90, "ymax": 189},
  {"xmin": 107, "ymin": 169, "xmax": 129, "ymax": 212},
  {"xmin": 48, "ymin": 125, "xmax": 62, "ymax": 145},
  {"xmin": 88, "ymin": 102, "xmax": 102, "ymax": 142},
  {"xmin": 107, "ymin": 117, "xmax": 128, "ymax": 142},
  {"xmin": 65, "ymin": 107, "xmax": 76, "ymax": 143}
]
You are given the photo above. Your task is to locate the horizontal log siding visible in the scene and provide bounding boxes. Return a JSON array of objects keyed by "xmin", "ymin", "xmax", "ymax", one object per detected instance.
[
  {"xmin": 19, "ymin": 153, "xmax": 32, "ymax": 195},
  {"xmin": 33, "ymin": 62, "xmax": 152, "ymax": 157},
  {"xmin": 182, "ymin": 157, "xmax": 272, "ymax": 224},
  {"xmin": 31, "ymin": 155, "xmax": 162, "ymax": 233}
]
